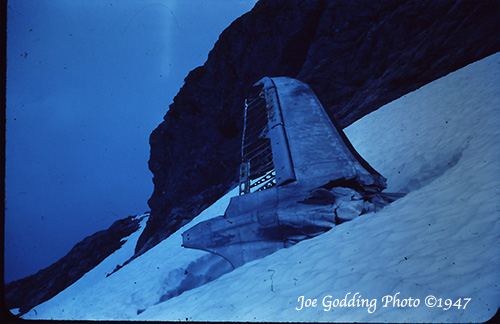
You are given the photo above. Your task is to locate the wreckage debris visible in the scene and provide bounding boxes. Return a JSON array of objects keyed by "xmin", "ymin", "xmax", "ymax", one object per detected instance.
[{"xmin": 182, "ymin": 77, "xmax": 403, "ymax": 269}]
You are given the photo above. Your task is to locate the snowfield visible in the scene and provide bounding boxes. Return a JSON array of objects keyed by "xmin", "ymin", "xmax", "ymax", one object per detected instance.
[{"xmin": 21, "ymin": 53, "xmax": 500, "ymax": 322}]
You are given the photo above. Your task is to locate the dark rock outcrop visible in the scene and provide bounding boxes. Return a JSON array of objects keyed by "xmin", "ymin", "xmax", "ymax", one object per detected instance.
[
  {"xmin": 137, "ymin": 0, "xmax": 499, "ymax": 256},
  {"xmin": 4, "ymin": 215, "xmax": 144, "ymax": 315}
]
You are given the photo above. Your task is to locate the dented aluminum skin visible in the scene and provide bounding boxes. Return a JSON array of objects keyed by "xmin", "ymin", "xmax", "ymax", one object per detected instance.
[{"xmin": 182, "ymin": 77, "xmax": 395, "ymax": 269}]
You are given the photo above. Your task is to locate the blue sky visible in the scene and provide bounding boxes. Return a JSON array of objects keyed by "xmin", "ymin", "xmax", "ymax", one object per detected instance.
[{"xmin": 5, "ymin": 0, "xmax": 257, "ymax": 283}]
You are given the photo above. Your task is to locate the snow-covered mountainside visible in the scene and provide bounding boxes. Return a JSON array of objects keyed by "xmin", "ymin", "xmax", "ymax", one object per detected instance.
[
  {"xmin": 141, "ymin": 0, "xmax": 500, "ymax": 257},
  {"xmin": 20, "ymin": 53, "xmax": 499, "ymax": 322}
]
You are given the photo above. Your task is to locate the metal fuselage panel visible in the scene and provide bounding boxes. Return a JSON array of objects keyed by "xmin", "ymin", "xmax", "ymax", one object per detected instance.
[
  {"xmin": 265, "ymin": 77, "xmax": 385, "ymax": 188},
  {"xmin": 182, "ymin": 77, "xmax": 387, "ymax": 269}
]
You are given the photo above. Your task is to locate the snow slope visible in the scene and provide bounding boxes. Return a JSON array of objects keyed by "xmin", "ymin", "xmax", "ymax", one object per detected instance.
[{"xmin": 21, "ymin": 53, "xmax": 500, "ymax": 322}]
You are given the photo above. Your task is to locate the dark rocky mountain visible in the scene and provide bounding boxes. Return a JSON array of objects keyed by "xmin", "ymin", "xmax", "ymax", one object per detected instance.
[
  {"xmin": 136, "ymin": 0, "xmax": 500, "ymax": 257},
  {"xmin": 4, "ymin": 215, "xmax": 144, "ymax": 315}
]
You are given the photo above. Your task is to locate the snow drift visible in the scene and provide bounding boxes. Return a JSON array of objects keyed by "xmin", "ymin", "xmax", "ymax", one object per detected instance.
[{"xmin": 20, "ymin": 53, "xmax": 500, "ymax": 322}]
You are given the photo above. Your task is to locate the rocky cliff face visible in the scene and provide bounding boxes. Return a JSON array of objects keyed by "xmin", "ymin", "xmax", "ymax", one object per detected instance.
[
  {"xmin": 4, "ymin": 216, "xmax": 143, "ymax": 315},
  {"xmin": 137, "ymin": 0, "xmax": 499, "ymax": 256}
]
